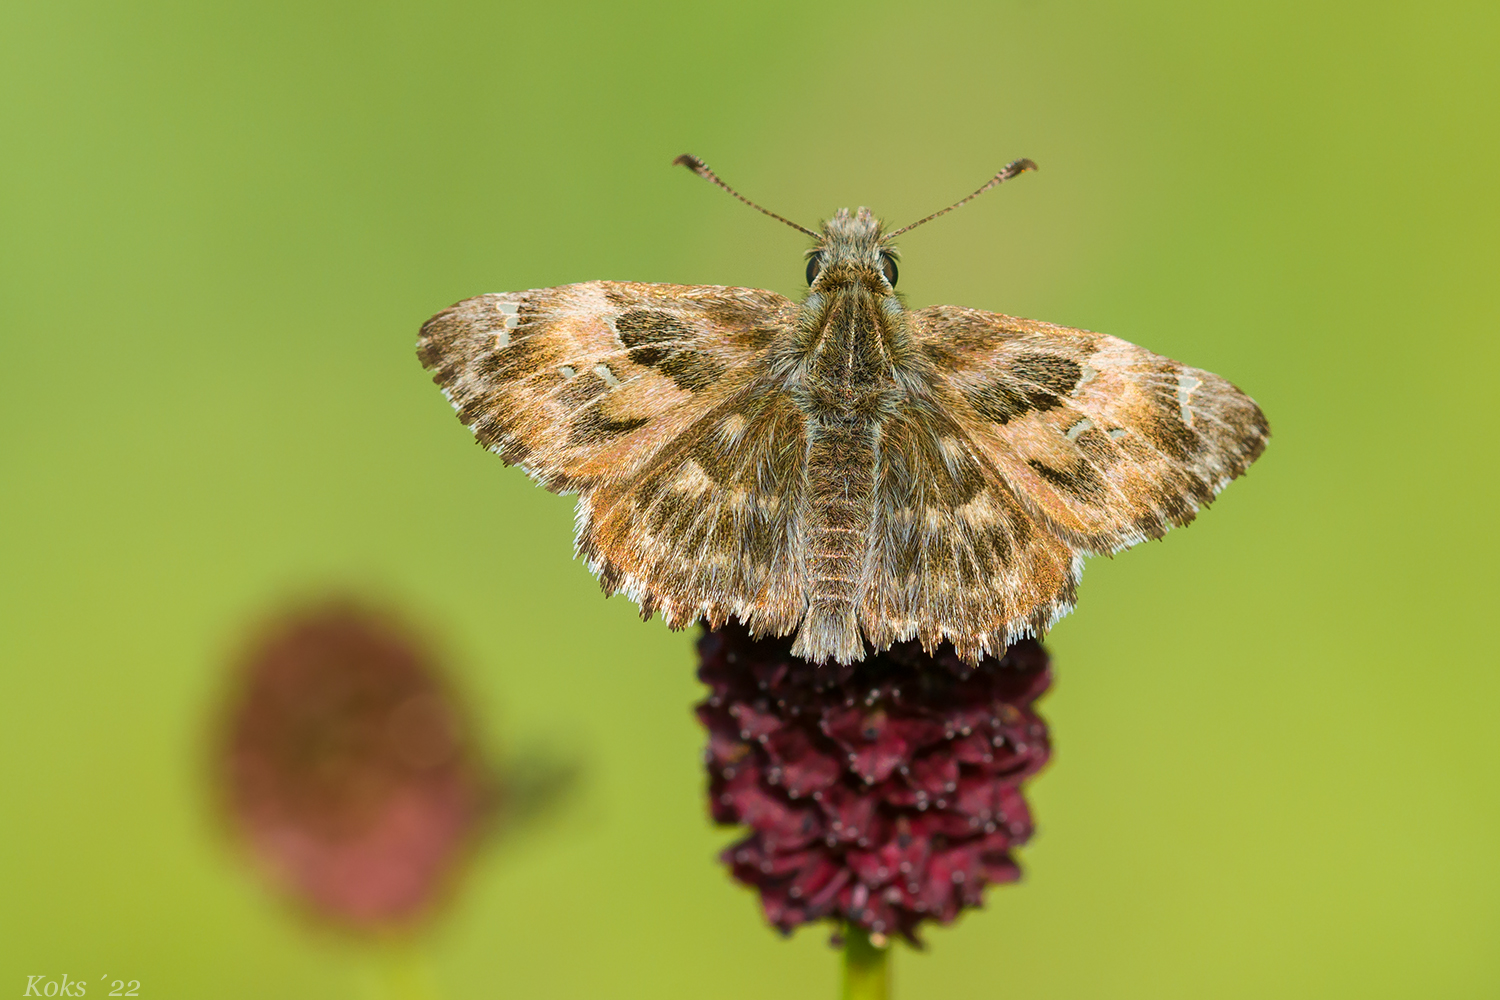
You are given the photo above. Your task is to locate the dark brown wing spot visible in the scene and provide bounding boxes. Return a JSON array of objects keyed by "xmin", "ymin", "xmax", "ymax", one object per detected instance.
[
  {"xmin": 473, "ymin": 351, "xmax": 506, "ymax": 376},
  {"xmin": 616, "ymin": 309, "xmax": 726, "ymax": 392},
  {"xmin": 491, "ymin": 434, "xmax": 532, "ymax": 465},
  {"xmin": 731, "ymin": 325, "xmax": 780, "ymax": 351},
  {"xmin": 1028, "ymin": 458, "xmax": 1109, "ymax": 505},
  {"xmin": 470, "ymin": 412, "xmax": 508, "ymax": 450},
  {"xmin": 702, "ymin": 296, "xmax": 788, "ymax": 352},
  {"xmin": 1155, "ymin": 486, "xmax": 1203, "ymax": 522},
  {"xmin": 632, "ymin": 473, "xmax": 668, "ymax": 511},
  {"xmin": 978, "ymin": 525, "xmax": 1012, "ymax": 574},
  {"xmin": 936, "ymin": 445, "xmax": 986, "ymax": 506},
  {"xmin": 569, "ymin": 405, "xmax": 650, "ymax": 445},
  {"xmin": 683, "ymin": 519, "xmax": 710, "ymax": 555},
  {"xmin": 892, "ymin": 525, "xmax": 921, "ymax": 580},
  {"xmin": 958, "ymin": 350, "xmax": 1082, "ymax": 425},
  {"xmin": 1010, "ymin": 353, "xmax": 1082, "ymax": 394},
  {"xmin": 654, "ymin": 351, "xmax": 724, "ymax": 392},
  {"xmin": 647, "ymin": 486, "xmax": 690, "ymax": 534},
  {"xmin": 966, "ymin": 381, "xmax": 1060, "ymax": 425},
  {"xmin": 921, "ymin": 341, "xmax": 961, "ymax": 369},
  {"xmin": 1138, "ymin": 368, "xmax": 1201, "ymax": 461},
  {"xmin": 617, "ymin": 310, "xmax": 690, "ymax": 347},
  {"xmin": 476, "ymin": 336, "xmax": 553, "ymax": 382},
  {"xmin": 1073, "ymin": 427, "xmax": 1123, "ymax": 470},
  {"xmin": 626, "ymin": 345, "xmax": 668, "ymax": 367},
  {"xmin": 557, "ymin": 370, "xmax": 609, "ymax": 408},
  {"xmin": 690, "ymin": 430, "xmax": 742, "ymax": 487},
  {"xmin": 1006, "ymin": 504, "xmax": 1034, "ymax": 545},
  {"xmin": 922, "ymin": 307, "xmax": 1022, "ymax": 356},
  {"xmin": 741, "ymin": 503, "xmax": 786, "ymax": 573},
  {"xmin": 1138, "ymin": 408, "xmax": 1199, "ymax": 460}
]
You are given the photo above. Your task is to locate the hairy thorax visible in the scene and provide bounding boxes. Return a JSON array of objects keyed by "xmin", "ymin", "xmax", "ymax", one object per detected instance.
[{"xmin": 792, "ymin": 282, "xmax": 908, "ymax": 416}]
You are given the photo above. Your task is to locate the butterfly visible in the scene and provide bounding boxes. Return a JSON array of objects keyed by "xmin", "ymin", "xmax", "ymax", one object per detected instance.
[{"xmin": 418, "ymin": 155, "xmax": 1269, "ymax": 666}]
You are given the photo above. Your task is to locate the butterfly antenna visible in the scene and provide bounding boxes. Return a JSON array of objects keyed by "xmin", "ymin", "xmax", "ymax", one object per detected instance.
[
  {"xmin": 674, "ymin": 154, "xmax": 819, "ymax": 238},
  {"xmin": 888, "ymin": 158, "xmax": 1038, "ymax": 237}
]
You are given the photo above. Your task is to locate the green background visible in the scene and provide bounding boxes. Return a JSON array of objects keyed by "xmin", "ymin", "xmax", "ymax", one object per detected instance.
[{"xmin": 3, "ymin": 1, "xmax": 1496, "ymax": 996}]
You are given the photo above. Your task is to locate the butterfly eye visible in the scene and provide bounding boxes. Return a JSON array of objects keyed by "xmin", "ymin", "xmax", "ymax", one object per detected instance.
[
  {"xmin": 880, "ymin": 252, "xmax": 899, "ymax": 287},
  {"xmin": 806, "ymin": 251, "xmax": 824, "ymax": 286}
]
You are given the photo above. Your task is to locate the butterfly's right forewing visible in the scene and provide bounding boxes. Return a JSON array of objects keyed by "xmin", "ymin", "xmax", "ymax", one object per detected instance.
[{"xmin": 418, "ymin": 280, "xmax": 812, "ymax": 634}]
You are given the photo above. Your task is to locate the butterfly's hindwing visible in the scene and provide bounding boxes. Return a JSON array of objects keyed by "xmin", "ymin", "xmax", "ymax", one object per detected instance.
[
  {"xmin": 859, "ymin": 404, "xmax": 1080, "ymax": 665},
  {"xmin": 581, "ymin": 384, "xmax": 811, "ymax": 637}
]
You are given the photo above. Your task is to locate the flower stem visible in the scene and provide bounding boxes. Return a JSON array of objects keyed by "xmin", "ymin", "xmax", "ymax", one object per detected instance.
[
  {"xmin": 363, "ymin": 942, "xmax": 441, "ymax": 1000},
  {"xmin": 842, "ymin": 924, "xmax": 890, "ymax": 1000}
]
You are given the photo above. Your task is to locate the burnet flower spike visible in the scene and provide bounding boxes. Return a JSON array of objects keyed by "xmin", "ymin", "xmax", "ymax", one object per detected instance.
[
  {"xmin": 696, "ymin": 618, "xmax": 1053, "ymax": 991},
  {"xmin": 216, "ymin": 601, "xmax": 495, "ymax": 932}
]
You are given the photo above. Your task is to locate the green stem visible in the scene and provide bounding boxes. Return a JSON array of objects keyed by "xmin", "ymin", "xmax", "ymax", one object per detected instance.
[
  {"xmin": 842, "ymin": 924, "xmax": 890, "ymax": 1000},
  {"xmin": 362, "ymin": 941, "xmax": 441, "ymax": 1000}
]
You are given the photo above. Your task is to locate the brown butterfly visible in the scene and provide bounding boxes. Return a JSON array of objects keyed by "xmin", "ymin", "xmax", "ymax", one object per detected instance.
[{"xmin": 418, "ymin": 156, "xmax": 1268, "ymax": 666}]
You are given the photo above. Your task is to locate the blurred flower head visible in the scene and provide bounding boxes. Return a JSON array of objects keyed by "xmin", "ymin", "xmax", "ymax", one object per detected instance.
[
  {"xmin": 217, "ymin": 601, "xmax": 494, "ymax": 931},
  {"xmin": 697, "ymin": 620, "xmax": 1052, "ymax": 944}
]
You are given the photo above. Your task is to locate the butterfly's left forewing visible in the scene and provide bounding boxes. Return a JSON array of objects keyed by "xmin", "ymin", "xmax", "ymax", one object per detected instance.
[
  {"xmin": 854, "ymin": 305, "xmax": 1269, "ymax": 665},
  {"xmin": 910, "ymin": 305, "xmax": 1269, "ymax": 556},
  {"xmin": 418, "ymin": 280, "xmax": 811, "ymax": 634}
]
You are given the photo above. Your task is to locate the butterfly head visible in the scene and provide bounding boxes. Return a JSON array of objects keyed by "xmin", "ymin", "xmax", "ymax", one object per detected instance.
[{"xmin": 805, "ymin": 208, "xmax": 899, "ymax": 292}]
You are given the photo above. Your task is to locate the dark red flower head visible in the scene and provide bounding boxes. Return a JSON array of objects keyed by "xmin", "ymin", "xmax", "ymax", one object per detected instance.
[
  {"xmin": 218, "ymin": 602, "xmax": 492, "ymax": 930},
  {"xmin": 696, "ymin": 620, "xmax": 1052, "ymax": 943}
]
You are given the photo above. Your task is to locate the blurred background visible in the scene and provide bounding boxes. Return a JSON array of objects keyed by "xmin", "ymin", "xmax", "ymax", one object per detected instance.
[{"xmin": 2, "ymin": 0, "xmax": 1496, "ymax": 996}]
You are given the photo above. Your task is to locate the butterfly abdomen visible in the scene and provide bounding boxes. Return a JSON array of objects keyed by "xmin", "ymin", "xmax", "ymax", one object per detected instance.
[{"xmin": 791, "ymin": 416, "xmax": 878, "ymax": 664}]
